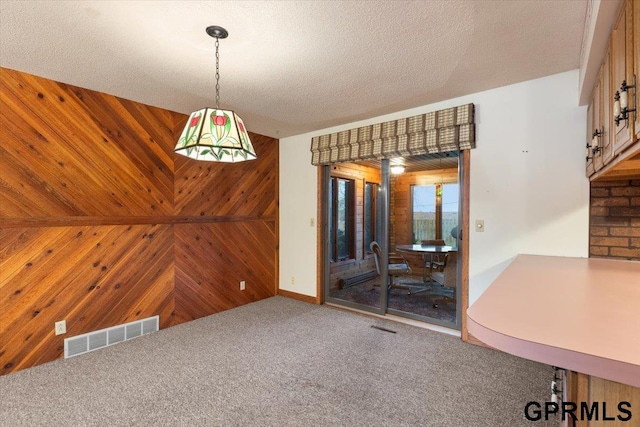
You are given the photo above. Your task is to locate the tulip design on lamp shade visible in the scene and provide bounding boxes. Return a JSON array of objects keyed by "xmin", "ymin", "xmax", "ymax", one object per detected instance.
[
  {"xmin": 174, "ymin": 25, "xmax": 257, "ymax": 163},
  {"xmin": 175, "ymin": 108, "xmax": 256, "ymax": 162}
]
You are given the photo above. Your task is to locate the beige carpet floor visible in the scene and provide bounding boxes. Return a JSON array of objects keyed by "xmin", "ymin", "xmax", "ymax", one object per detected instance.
[{"xmin": 0, "ymin": 297, "xmax": 557, "ymax": 426}]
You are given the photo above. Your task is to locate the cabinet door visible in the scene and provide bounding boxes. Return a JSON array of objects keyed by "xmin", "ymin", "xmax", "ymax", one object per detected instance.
[
  {"xmin": 601, "ymin": 45, "xmax": 614, "ymax": 166},
  {"xmin": 593, "ymin": 71, "xmax": 604, "ymax": 171},
  {"xmin": 611, "ymin": 0, "xmax": 635, "ymax": 154},
  {"xmin": 634, "ymin": 0, "xmax": 640, "ymax": 141},
  {"xmin": 586, "ymin": 97, "xmax": 595, "ymax": 177}
]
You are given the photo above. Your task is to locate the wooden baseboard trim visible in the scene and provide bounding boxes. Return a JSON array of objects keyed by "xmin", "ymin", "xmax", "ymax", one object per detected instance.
[
  {"xmin": 466, "ymin": 332, "xmax": 494, "ymax": 349},
  {"xmin": 278, "ymin": 289, "xmax": 321, "ymax": 305}
]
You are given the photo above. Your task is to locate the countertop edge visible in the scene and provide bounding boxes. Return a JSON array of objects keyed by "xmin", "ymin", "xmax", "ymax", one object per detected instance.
[{"xmin": 467, "ymin": 314, "xmax": 640, "ymax": 388}]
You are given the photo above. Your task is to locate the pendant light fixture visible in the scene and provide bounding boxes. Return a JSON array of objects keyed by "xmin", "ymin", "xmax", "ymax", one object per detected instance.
[
  {"xmin": 174, "ymin": 26, "xmax": 257, "ymax": 162},
  {"xmin": 390, "ymin": 165, "xmax": 405, "ymax": 174}
]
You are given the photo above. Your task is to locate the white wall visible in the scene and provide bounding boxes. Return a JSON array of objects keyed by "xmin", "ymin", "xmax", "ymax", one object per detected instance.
[
  {"xmin": 279, "ymin": 138, "xmax": 320, "ymax": 296},
  {"xmin": 279, "ymin": 70, "xmax": 589, "ymax": 304}
]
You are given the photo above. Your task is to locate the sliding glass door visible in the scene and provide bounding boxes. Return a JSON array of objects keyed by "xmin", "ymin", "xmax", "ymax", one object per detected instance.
[
  {"xmin": 323, "ymin": 155, "xmax": 462, "ymax": 330},
  {"xmin": 323, "ymin": 161, "xmax": 389, "ymax": 314}
]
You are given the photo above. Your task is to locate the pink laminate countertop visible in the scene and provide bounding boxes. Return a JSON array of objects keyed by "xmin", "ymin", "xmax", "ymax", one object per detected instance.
[{"xmin": 467, "ymin": 254, "xmax": 640, "ymax": 387}]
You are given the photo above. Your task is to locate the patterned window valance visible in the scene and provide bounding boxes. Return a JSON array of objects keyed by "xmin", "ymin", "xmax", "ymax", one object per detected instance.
[{"xmin": 310, "ymin": 103, "xmax": 475, "ymax": 165}]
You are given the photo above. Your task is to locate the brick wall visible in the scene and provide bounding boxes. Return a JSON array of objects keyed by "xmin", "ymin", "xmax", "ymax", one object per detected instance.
[{"xmin": 589, "ymin": 179, "xmax": 640, "ymax": 260}]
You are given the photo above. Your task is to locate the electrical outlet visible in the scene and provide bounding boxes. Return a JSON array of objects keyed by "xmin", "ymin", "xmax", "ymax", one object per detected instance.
[
  {"xmin": 55, "ymin": 320, "xmax": 66, "ymax": 336},
  {"xmin": 291, "ymin": 276, "xmax": 295, "ymax": 285},
  {"xmin": 240, "ymin": 280, "xmax": 246, "ymax": 291}
]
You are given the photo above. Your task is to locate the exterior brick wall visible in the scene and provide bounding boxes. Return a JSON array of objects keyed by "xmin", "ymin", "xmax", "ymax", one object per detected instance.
[{"xmin": 589, "ymin": 179, "xmax": 640, "ymax": 260}]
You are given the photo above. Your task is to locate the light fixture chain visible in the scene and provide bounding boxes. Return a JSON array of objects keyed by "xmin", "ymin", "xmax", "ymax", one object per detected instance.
[{"xmin": 215, "ymin": 37, "xmax": 220, "ymax": 110}]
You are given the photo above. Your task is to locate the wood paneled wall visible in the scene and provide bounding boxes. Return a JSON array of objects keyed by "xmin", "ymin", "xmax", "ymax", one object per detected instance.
[{"xmin": 0, "ymin": 67, "xmax": 278, "ymax": 374}]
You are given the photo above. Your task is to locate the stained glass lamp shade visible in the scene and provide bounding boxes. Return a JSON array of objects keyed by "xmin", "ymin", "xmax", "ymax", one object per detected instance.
[
  {"xmin": 174, "ymin": 25, "xmax": 257, "ymax": 163},
  {"xmin": 175, "ymin": 108, "xmax": 257, "ymax": 162}
]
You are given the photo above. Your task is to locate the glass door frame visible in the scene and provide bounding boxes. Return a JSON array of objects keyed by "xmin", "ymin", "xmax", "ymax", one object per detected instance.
[
  {"xmin": 322, "ymin": 156, "xmax": 464, "ymax": 331},
  {"xmin": 322, "ymin": 160, "xmax": 390, "ymax": 315}
]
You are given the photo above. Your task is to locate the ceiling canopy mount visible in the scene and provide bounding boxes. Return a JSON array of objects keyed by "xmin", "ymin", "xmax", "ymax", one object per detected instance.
[{"xmin": 205, "ymin": 26, "xmax": 228, "ymax": 39}]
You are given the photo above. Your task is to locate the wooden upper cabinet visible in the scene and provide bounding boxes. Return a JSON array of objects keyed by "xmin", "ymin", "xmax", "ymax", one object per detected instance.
[
  {"xmin": 593, "ymin": 69, "xmax": 605, "ymax": 172},
  {"xmin": 588, "ymin": 0, "xmax": 639, "ymax": 181},
  {"xmin": 611, "ymin": 0, "xmax": 635, "ymax": 154},
  {"xmin": 634, "ymin": 0, "xmax": 640, "ymax": 141}
]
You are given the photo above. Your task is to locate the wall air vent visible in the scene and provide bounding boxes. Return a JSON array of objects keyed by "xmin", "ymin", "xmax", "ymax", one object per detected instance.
[{"xmin": 64, "ymin": 316, "xmax": 159, "ymax": 359}]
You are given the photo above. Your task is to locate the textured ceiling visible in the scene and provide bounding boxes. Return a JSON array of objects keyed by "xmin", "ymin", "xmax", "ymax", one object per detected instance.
[{"xmin": 0, "ymin": 1, "xmax": 587, "ymax": 138}]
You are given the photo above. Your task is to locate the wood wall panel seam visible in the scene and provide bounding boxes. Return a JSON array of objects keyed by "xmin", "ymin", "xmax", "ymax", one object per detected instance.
[{"xmin": 0, "ymin": 216, "xmax": 277, "ymax": 228}]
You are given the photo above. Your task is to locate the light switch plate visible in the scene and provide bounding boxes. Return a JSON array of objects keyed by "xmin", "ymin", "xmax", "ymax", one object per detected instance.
[{"xmin": 475, "ymin": 220, "xmax": 485, "ymax": 232}]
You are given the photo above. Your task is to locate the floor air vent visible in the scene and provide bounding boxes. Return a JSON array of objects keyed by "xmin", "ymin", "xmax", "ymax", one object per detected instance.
[{"xmin": 64, "ymin": 316, "xmax": 159, "ymax": 358}]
